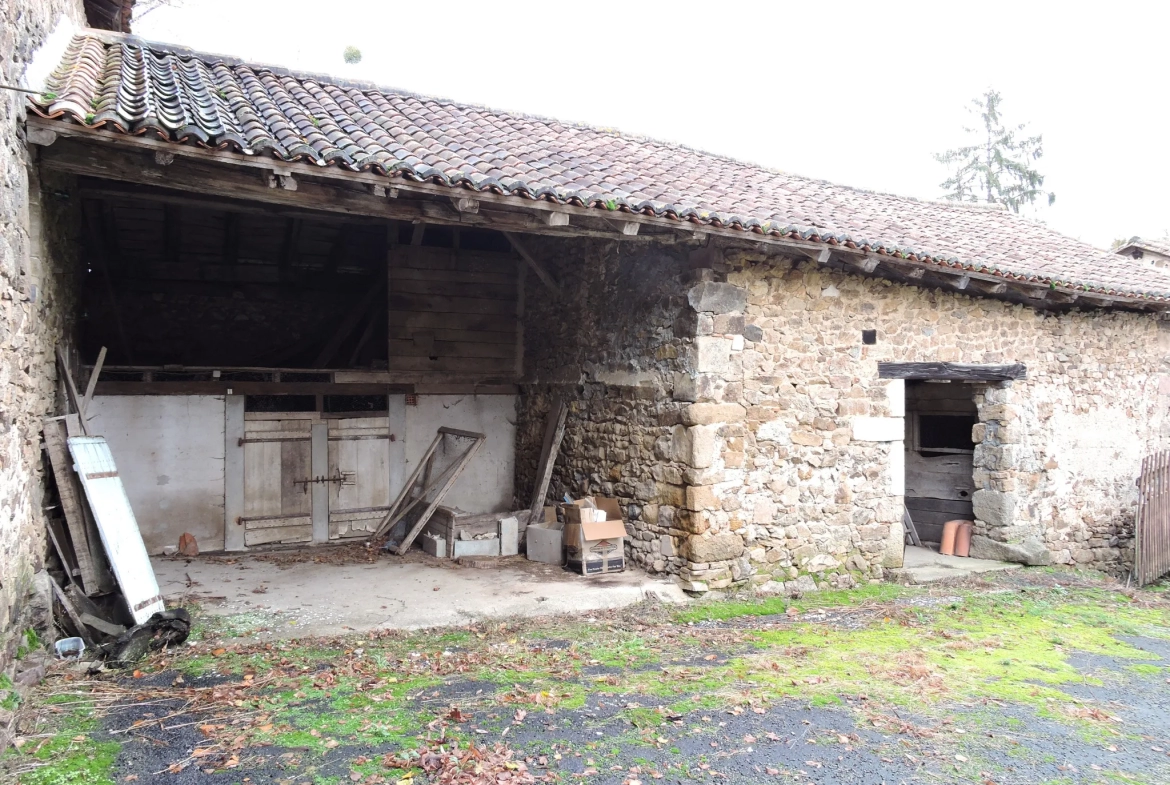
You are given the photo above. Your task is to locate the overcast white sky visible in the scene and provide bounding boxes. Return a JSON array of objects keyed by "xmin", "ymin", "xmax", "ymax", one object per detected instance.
[{"xmin": 136, "ymin": 0, "xmax": 1169, "ymax": 249}]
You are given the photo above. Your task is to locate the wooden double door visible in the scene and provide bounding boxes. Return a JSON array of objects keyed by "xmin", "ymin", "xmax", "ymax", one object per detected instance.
[{"xmin": 225, "ymin": 403, "xmax": 395, "ymax": 549}]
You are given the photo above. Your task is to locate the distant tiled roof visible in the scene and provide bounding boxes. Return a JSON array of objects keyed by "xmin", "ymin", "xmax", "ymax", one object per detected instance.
[
  {"xmin": 1116, "ymin": 237, "xmax": 1170, "ymax": 260},
  {"xmin": 30, "ymin": 31, "xmax": 1170, "ymax": 304}
]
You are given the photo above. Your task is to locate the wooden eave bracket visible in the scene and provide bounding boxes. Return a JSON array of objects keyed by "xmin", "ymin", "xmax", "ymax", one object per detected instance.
[
  {"xmin": 450, "ymin": 196, "xmax": 479, "ymax": 214},
  {"xmin": 503, "ymin": 231, "xmax": 560, "ymax": 295},
  {"xmin": 26, "ymin": 125, "xmax": 57, "ymax": 147}
]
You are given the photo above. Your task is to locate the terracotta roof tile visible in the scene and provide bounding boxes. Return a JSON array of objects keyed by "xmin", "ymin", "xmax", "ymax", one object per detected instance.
[{"xmin": 30, "ymin": 31, "xmax": 1170, "ymax": 303}]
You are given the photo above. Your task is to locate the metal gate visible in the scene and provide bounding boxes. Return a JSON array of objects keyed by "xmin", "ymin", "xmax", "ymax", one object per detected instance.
[{"xmin": 1136, "ymin": 450, "xmax": 1170, "ymax": 586}]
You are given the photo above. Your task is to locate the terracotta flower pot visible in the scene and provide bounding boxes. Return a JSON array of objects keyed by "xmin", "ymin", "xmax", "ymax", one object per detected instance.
[
  {"xmin": 954, "ymin": 520, "xmax": 974, "ymax": 557},
  {"xmin": 940, "ymin": 520, "xmax": 960, "ymax": 556}
]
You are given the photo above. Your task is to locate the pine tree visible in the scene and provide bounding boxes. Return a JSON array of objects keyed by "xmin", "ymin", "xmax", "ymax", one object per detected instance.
[{"xmin": 934, "ymin": 90, "xmax": 1054, "ymax": 213}]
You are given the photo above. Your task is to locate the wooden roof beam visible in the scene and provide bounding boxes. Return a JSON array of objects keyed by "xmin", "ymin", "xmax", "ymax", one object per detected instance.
[{"xmin": 32, "ymin": 126, "xmax": 1165, "ymax": 312}]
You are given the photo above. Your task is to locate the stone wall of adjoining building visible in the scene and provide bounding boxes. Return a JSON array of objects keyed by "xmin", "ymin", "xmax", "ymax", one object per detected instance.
[
  {"xmin": 1, "ymin": 0, "xmax": 87, "ymax": 665},
  {"xmin": 674, "ymin": 248, "xmax": 1170, "ymax": 591},
  {"xmin": 514, "ymin": 238, "xmax": 694, "ymax": 571}
]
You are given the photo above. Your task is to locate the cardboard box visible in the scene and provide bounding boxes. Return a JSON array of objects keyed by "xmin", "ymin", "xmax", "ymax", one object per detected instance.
[{"xmin": 563, "ymin": 496, "xmax": 627, "ymax": 575}]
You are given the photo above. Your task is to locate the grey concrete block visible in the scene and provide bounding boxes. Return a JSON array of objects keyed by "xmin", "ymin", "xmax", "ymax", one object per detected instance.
[
  {"xmin": 526, "ymin": 525, "xmax": 563, "ymax": 565},
  {"xmin": 498, "ymin": 516, "xmax": 519, "ymax": 556},
  {"xmin": 453, "ymin": 538, "xmax": 500, "ymax": 557},
  {"xmin": 420, "ymin": 533, "xmax": 447, "ymax": 558}
]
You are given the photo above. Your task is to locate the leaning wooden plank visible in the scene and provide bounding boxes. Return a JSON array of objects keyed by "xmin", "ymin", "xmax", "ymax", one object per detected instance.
[
  {"xmin": 903, "ymin": 505, "xmax": 924, "ymax": 548},
  {"xmin": 50, "ymin": 577, "xmax": 94, "ymax": 647},
  {"xmin": 527, "ymin": 398, "xmax": 568, "ymax": 526},
  {"xmin": 371, "ymin": 430, "xmax": 445, "ymax": 539},
  {"xmin": 380, "ymin": 446, "xmax": 477, "ymax": 543},
  {"xmin": 67, "ymin": 436, "xmax": 165, "ymax": 625},
  {"xmin": 55, "ymin": 347, "xmax": 89, "ymax": 435},
  {"xmin": 81, "ymin": 346, "xmax": 108, "ymax": 413},
  {"xmin": 396, "ymin": 433, "xmax": 486, "ymax": 556},
  {"xmin": 80, "ymin": 612, "xmax": 127, "ymax": 638},
  {"xmin": 43, "ymin": 419, "xmax": 101, "ymax": 594},
  {"xmin": 44, "ymin": 517, "xmax": 79, "ymax": 585}
]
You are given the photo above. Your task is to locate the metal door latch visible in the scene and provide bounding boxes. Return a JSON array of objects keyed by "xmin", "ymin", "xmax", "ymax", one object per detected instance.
[{"xmin": 294, "ymin": 470, "xmax": 354, "ymax": 493}]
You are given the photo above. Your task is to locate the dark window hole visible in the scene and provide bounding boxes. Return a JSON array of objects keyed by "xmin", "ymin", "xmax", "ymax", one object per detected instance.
[
  {"xmin": 245, "ymin": 394, "xmax": 316, "ymax": 413},
  {"xmin": 918, "ymin": 414, "xmax": 977, "ymax": 451}
]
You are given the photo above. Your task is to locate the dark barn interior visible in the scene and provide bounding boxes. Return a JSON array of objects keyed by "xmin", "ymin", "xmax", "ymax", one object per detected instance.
[{"xmin": 77, "ymin": 179, "xmax": 519, "ymax": 376}]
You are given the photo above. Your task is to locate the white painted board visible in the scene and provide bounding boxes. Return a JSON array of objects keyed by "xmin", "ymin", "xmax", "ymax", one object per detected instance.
[{"xmin": 67, "ymin": 436, "xmax": 165, "ymax": 624}]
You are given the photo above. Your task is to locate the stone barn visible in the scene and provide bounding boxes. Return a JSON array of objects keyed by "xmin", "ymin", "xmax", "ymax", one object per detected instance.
[{"xmin": 4, "ymin": 10, "xmax": 1170, "ymax": 657}]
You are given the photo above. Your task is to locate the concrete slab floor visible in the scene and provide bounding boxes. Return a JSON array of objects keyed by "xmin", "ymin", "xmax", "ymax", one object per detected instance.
[
  {"xmin": 153, "ymin": 551, "xmax": 687, "ymax": 639},
  {"xmin": 893, "ymin": 544, "xmax": 1022, "ymax": 584}
]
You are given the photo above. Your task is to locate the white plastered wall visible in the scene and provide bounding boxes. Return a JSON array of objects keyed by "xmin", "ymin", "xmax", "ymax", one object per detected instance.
[
  {"xmin": 88, "ymin": 396, "xmax": 227, "ymax": 554},
  {"xmin": 89, "ymin": 393, "xmax": 516, "ymax": 554},
  {"xmin": 401, "ymin": 395, "xmax": 516, "ymax": 513}
]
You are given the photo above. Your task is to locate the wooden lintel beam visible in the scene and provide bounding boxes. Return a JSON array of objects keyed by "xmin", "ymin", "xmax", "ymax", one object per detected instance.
[
  {"xmin": 878, "ymin": 361, "xmax": 1027, "ymax": 381},
  {"xmin": 503, "ymin": 232, "xmax": 560, "ymax": 295}
]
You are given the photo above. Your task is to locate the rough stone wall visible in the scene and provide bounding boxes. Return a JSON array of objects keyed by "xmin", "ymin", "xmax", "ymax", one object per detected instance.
[
  {"xmin": 1, "ymin": 0, "xmax": 87, "ymax": 663},
  {"xmin": 679, "ymin": 248, "xmax": 1170, "ymax": 591},
  {"xmin": 515, "ymin": 237, "xmax": 693, "ymax": 573}
]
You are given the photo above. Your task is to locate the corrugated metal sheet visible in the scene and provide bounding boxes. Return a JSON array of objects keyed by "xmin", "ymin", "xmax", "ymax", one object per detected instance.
[{"xmin": 67, "ymin": 436, "xmax": 165, "ymax": 624}]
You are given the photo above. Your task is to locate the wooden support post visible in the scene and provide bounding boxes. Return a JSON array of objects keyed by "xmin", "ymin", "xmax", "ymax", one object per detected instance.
[
  {"xmin": 82, "ymin": 346, "xmax": 107, "ymax": 413},
  {"xmin": 278, "ymin": 218, "xmax": 301, "ymax": 279},
  {"xmin": 527, "ymin": 397, "xmax": 568, "ymax": 525},
  {"xmin": 81, "ymin": 201, "xmax": 133, "ymax": 363},
  {"xmin": 310, "ymin": 422, "xmax": 329, "ymax": 544},
  {"xmin": 223, "ymin": 395, "xmax": 245, "ymax": 551},
  {"xmin": 56, "ymin": 347, "xmax": 88, "ymax": 435},
  {"xmin": 514, "ymin": 259, "xmax": 526, "ymax": 378}
]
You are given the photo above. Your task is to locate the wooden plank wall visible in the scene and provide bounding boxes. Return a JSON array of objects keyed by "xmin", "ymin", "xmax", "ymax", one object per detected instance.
[
  {"xmin": 905, "ymin": 382, "xmax": 978, "ymax": 543},
  {"xmin": 387, "ymin": 246, "xmax": 519, "ymax": 377}
]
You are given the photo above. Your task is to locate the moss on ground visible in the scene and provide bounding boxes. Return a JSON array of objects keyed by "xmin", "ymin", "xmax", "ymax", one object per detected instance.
[{"xmin": 6, "ymin": 568, "xmax": 1170, "ymax": 783}]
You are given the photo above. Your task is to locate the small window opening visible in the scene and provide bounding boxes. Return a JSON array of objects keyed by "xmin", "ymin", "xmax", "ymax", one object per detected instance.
[
  {"xmin": 917, "ymin": 414, "xmax": 976, "ymax": 453},
  {"xmin": 862, "ymin": 329, "xmax": 877, "ymax": 345},
  {"xmin": 245, "ymin": 394, "xmax": 317, "ymax": 412},
  {"xmin": 323, "ymin": 395, "xmax": 387, "ymax": 414}
]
